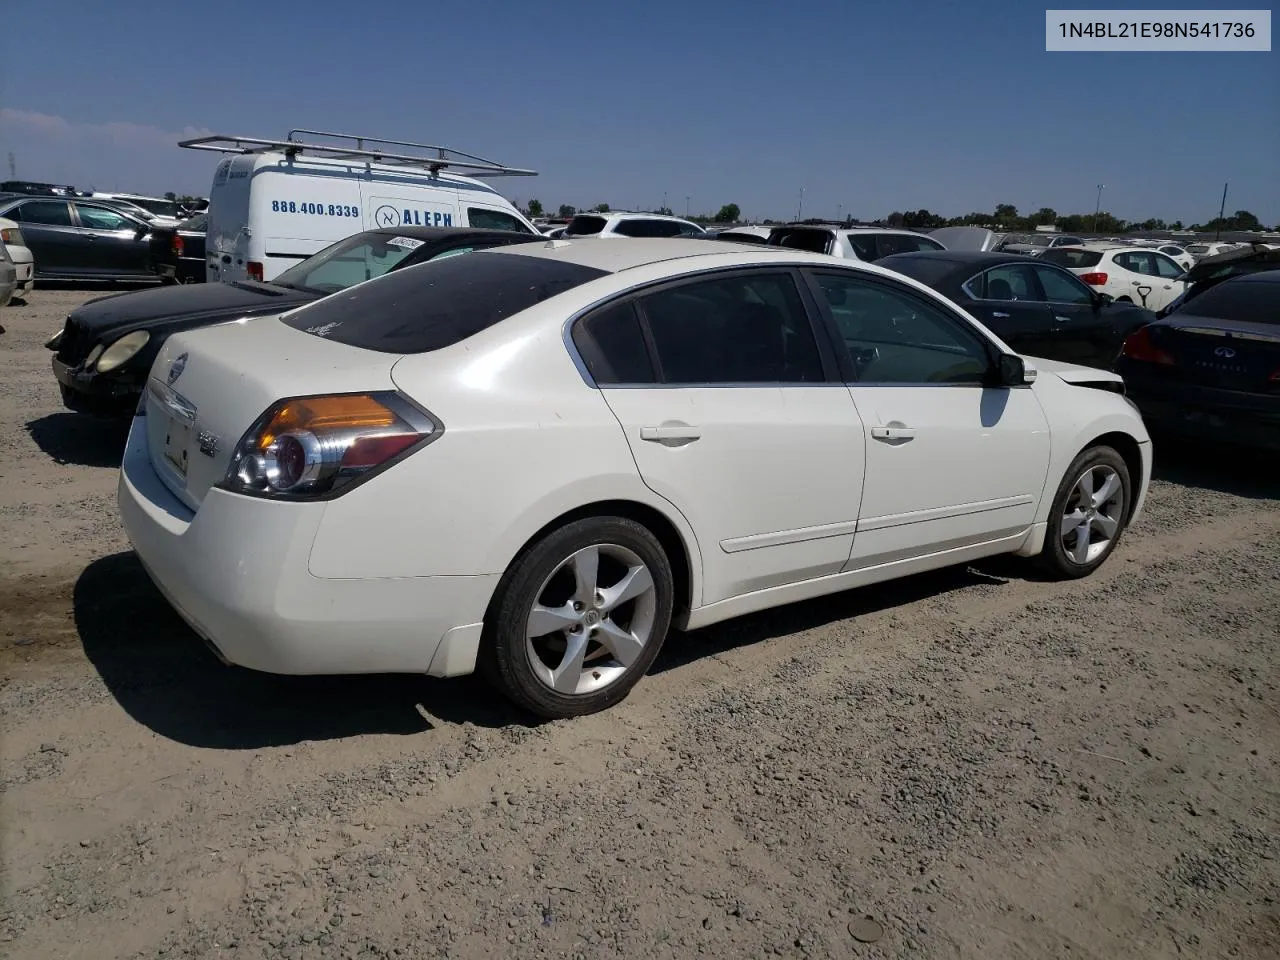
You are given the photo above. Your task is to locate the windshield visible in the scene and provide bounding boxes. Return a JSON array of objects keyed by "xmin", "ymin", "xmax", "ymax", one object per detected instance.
[
  {"xmin": 1041, "ymin": 249, "xmax": 1102, "ymax": 268},
  {"xmin": 281, "ymin": 251, "xmax": 610, "ymax": 353},
  {"xmin": 128, "ymin": 197, "xmax": 182, "ymax": 218},
  {"xmin": 273, "ymin": 233, "xmax": 429, "ymax": 293},
  {"xmin": 1172, "ymin": 278, "xmax": 1280, "ymax": 325},
  {"xmin": 178, "ymin": 213, "xmax": 207, "ymax": 232}
]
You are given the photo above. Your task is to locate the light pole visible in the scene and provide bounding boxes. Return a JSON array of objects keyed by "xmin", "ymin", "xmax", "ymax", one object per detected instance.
[
  {"xmin": 685, "ymin": 195, "xmax": 690, "ymax": 218},
  {"xmin": 796, "ymin": 186, "xmax": 805, "ymax": 222},
  {"xmin": 1215, "ymin": 181, "xmax": 1228, "ymax": 240},
  {"xmin": 837, "ymin": 203, "xmax": 842, "ymax": 224},
  {"xmin": 1092, "ymin": 184, "xmax": 1105, "ymax": 234}
]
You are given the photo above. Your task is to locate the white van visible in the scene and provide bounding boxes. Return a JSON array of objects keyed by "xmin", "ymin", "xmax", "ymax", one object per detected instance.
[{"xmin": 180, "ymin": 130, "xmax": 540, "ymax": 283}]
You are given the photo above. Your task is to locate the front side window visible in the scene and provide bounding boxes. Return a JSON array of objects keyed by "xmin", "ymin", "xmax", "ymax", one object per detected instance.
[
  {"xmin": 967, "ymin": 263, "xmax": 1040, "ymax": 301},
  {"xmin": 13, "ymin": 200, "xmax": 73, "ymax": 225},
  {"xmin": 1032, "ymin": 264, "xmax": 1094, "ymax": 304},
  {"xmin": 75, "ymin": 205, "xmax": 133, "ymax": 231},
  {"xmin": 812, "ymin": 271, "xmax": 990, "ymax": 384},
  {"xmin": 1152, "ymin": 254, "xmax": 1185, "ymax": 279},
  {"xmin": 638, "ymin": 272, "xmax": 824, "ymax": 384},
  {"xmin": 466, "ymin": 208, "xmax": 535, "ymax": 234}
]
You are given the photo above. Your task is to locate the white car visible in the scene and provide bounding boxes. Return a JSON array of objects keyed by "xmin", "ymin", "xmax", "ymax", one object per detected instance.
[
  {"xmin": 119, "ymin": 239, "xmax": 1152, "ymax": 718},
  {"xmin": 1132, "ymin": 242, "xmax": 1194, "ymax": 271},
  {"xmin": 562, "ymin": 211, "xmax": 706, "ymax": 239},
  {"xmin": 768, "ymin": 225, "xmax": 946, "ymax": 261},
  {"xmin": 1183, "ymin": 241, "xmax": 1239, "ymax": 261},
  {"xmin": 1040, "ymin": 244, "xmax": 1189, "ymax": 312},
  {"xmin": 0, "ymin": 217, "xmax": 34, "ymax": 299}
]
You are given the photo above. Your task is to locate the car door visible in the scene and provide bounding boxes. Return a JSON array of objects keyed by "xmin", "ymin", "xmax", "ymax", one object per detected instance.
[
  {"xmin": 72, "ymin": 202, "xmax": 150, "ymax": 276},
  {"xmin": 1113, "ymin": 251, "xmax": 1166, "ymax": 309},
  {"xmin": 957, "ymin": 262, "xmax": 1058, "ymax": 359},
  {"xmin": 4, "ymin": 199, "xmax": 78, "ymax": 274},
  {"xmin": 804, "ymin": 268, "xmax": 1051, "ymax": 570},
  {"xmin": 577, "ymin": 269, "xmax": 866, "ymax": 605},
  {"xmin": 1029, "ymin": 262, "xmax": 1121, "ymax": 368},
  {"xmin": 1148, "ymin": 252, "xmax": 1191, "ymax": 311}
]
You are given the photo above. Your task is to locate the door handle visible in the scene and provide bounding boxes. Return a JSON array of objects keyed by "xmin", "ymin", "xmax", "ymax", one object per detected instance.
[
  {"xmin": 640, "ymin": 424, "xmax": 701, "ymax": 446},
  {"xmin": 871, "ymin": 425, "xmax": 916, "ymax": 442},
  {"xmin": 991, "ymin": 311, "xmax": 1011, "ymax": 318},
  {"xmin": 1053, "ymin": 315, "xmax": 1071, "ymax": 323}
]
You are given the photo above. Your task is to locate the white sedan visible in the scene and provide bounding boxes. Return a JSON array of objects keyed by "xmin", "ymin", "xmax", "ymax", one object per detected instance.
[{"xmin": 119, "ymin": 239, "xmax": 1152, "ymax": 718}]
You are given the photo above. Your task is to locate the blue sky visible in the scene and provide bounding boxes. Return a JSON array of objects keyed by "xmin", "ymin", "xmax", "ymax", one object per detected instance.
[{"xmin": 2, "ymin": 0, "xmax": 1276, "ymax": 224}]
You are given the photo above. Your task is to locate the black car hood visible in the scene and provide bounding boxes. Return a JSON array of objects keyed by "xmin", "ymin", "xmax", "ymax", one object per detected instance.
[
  {"xmin": 1181, "ymin": 243, "xmax": 1280, "ymax": 283},
  {"xmin": 70, "ymin": 281, "xmax": 317, "ymax": 337}
]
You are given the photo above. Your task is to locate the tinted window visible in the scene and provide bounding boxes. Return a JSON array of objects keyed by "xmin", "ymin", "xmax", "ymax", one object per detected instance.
[
  {"xmin": 876, "ymin": 233, "xmax": 945, "ymax": 258},
  {"xmin": 639, "ymin": 272, "xmax": 824, "ymax": 384},
  {"xmin": 1032, "ymin": 264, "xmax": 1094, "ymax": 304},
  {"xmin": 12, "ymin": 200, "xmax": 72, "ymax": 226},
  {"xmin": 1041, "ymin": 249, "xmax": 1103, "ymax": 269},
  {"xmin": 873, "ymin": 254, "xmax": 957, "ymax": 288},
  {"xmin": 1159, "ymin": 246, "xmax": 1185, "ymax": 257},
  {"xmin": 813, "ymin": 272, "xmax": 990, "ymax": 384},
  {"xmin": 1170, "ymin": 278, "xmax": 1279, "ymax": 325},
  {"xmin": 1152, "ymin": 254, "xmax": 1185, "ymax": 279},
  {"xmin": 126, "ymin": 197, "xmax": 181, "ymax": 217},
  {"xmin": 76, "ymin": 205, "xmax": 132, "ymax": 231},
  {"xmin": 1057, "ymin": 237, "xmax": 1083, "ymax": 246},
  {"xmin": 178, "ymin": 213, "xmax": 207, "ymax": 232},
  {"xmin": 282, "ymin": 252, "xmax": 609, "ymax": 353},
  {"xmin": 564, "ymin": 215, "xmax": 607, "ymax": 236},
  {"xmin": 467, "ymin": 208, "xmax": 534, "ymax": 233},
  {"xmin": 847, "ymin": 234, "xmax": 878, "ymax": 260},
  {"xmin": 970, "ymin": 263, "xmax": 1039, "ymax": 301},
  {"xmin": 614, "ymin": 219, "xmax": 685, "ymax": 238},
  {"xmin": 572, "ymin": 300, "xmax": 655, "ymax": 384},
  {"xmin": 769, "ymin": 228, "xmax": 832, "ymax": 254}
]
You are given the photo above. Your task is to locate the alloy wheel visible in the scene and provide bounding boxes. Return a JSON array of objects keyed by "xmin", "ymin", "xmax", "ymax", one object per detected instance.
[{"xmin": 1060, "ymin": 465, "xmax": 1125, "ymax": 565}]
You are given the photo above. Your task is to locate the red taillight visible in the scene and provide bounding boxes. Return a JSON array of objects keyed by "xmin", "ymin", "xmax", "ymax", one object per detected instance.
[
  {"xmin": 171, "ymin": 234, "xmax": 185, "ymax": 257},
  {"xmin": 1080, "ymin": 272, "xmax": 1109, "ymax": 286},
  {"xmin": 246, "ymin": 261, "xmax": 264, "ymax": 282},
  {"xmin": 1270, "ymin": 367, "xmax": 1280, "ymax": 382},
  {"xmin": 1121, "ymin": 327, "xmax": 1175, "ymax": 366}
]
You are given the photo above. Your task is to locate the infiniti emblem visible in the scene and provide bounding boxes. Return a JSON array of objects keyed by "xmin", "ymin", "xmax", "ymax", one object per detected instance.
[
  {"xmin": 167, "ymin": 352, "xmax": 188, "ymax": 385},
  {"xmin": 1213, "ymin": 346, "xmax": 1236, "ymax": 358}
]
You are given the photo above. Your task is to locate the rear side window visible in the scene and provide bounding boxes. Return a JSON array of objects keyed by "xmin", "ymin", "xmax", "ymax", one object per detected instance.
[
  {"xmin": 613, "ymin": 219, "xmax": 685, "ymax": 238},
  {"xmin": 572, "ymin": 300, "xmax": 655, "ymax": 384},
  {"xmin": 564, "ymin": 215, "xmax": 607, "ymax": 236},
  {"xmin": 876, "ymin": 233, "xmax": 945, "ymax": 258},
  {"xmin": 638, "ymin": 272, "xmax": 825, "ymax": 384},
  {"xmin": 1041, "ymin": 249, "xmax": 1102, "ymax": 269},
  {"xmin": 769, "ymin": 228, "xmax": 833, "ymax": 255},
  {"xmin": 847, "ymin": 234, "xmax": 878, "ymax": 260},
  {"xmin": 282, "ymin": 252, "xmax": 609, "ymax": 353},
  {"xmin": 11, "ymin": 200, "xmax": 72, "ymax": 225},
  {"xmin": 467, "ymin": 208, "xmax": 535, "ymax": 233}
]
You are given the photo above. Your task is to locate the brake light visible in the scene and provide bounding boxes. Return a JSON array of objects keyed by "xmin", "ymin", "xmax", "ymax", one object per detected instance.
[
  {"xmin": 246, "ymin": 260, "xmax": 264, "ymax": 282},
  {"xmin": 1121, "ymin": 327, "xmax": 1175, "ymax": 365},
  {"xmin": 1080, "ymin": 272, "xmax": 1109, "ymax": 286},
  {"xmin": 220, "ymin": 392, "xmax": 441, "ymax": 499},
  {"xmin": 171, "ymin": 234, "xmax": 185, "ymax": 257}
]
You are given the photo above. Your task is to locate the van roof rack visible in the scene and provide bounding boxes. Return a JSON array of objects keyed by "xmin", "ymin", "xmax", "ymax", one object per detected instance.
[{"xmin": 177, "ymin": 128, "xmax": 537, "ymax": 178}]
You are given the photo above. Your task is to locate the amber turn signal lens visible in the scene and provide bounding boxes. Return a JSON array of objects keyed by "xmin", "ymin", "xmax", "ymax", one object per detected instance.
[{"xmin": 258, "ymin": 394, "xmax": 397, "ymax": 451}]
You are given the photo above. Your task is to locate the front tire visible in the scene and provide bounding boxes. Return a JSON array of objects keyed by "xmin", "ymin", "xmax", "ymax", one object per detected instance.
[
  {"xmin": 1037, "ymin": 445, "xmax": 1131, "ymax": 580},
  {"xmin": 480, "ymin": 517, "xmax": 674, "ymax": 719}
]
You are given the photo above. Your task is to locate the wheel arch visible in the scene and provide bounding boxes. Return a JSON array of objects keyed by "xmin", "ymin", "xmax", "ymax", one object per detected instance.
[{"xmin": 1081, "ymin": 430, "xmax": 1146, "ymax": 524}]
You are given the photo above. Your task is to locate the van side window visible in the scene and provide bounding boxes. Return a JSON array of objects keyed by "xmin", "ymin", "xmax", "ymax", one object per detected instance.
[{"xmin": 467, "ymin": 208, "xmax": 534, "ymax": 234}]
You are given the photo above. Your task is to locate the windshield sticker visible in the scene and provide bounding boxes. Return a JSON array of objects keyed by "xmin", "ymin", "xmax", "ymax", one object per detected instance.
[{"xmin": 386, "ymin": 236, "xmax": 425, "ymax": 250}]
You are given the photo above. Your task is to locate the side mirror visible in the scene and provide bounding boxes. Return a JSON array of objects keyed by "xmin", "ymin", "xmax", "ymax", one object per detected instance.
[
  {"xmin": 1093, "ymin": 291, "xmax": 1114, "ymax": 307},
  {"xmin": 997, "ymin": 353, "xmax": 1036, "ymax": 386}
]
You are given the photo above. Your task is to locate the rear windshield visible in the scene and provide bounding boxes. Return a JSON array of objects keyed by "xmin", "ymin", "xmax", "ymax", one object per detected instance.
[
  {"xmin": 1041, "ymin": 249, "xmax": 1102, "ymax": 268},
  {"xmin": 768, "ymin": 228, "xmax": 832, "ymax": 254},
  {"xmin": 281, "ymin": 252, "xmax": 609, "ymax": 353},
  {"xmin": 274, "ymin": 232, "xmax": 431, "ymax": 294},
  {"xmin": 873, "ymin": 254, "xmax": 957, "ymax": 287},
  {"xmin": 178, "ymin": 213, "xmax": 207, "ymax": 232},
  {"xmin": 564, "ymin": 215, "xmax": 607, "ymax": 236},
  {"xmin": 1172, "ymin": 278, "xmax": 1279, "ymax": 325}
]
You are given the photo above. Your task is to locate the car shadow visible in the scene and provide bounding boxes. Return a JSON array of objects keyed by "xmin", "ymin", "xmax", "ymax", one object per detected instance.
[
  {"xmin": 27, "ymin": 413, "xmax": 130, "ymax": 468},
  {"xmin": 1151, "ymin": 437, "xmax": 1279, "ymax": 500},
  {"xmin": 75, "ymin": 553, "xmax": 526, "ymax": 750}
]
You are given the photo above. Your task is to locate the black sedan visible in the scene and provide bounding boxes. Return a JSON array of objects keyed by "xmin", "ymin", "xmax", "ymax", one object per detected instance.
[
  {"xmin": 48, "ymin": 226, "xmax": 541, "ymax": 416},
  {"xmin": 0, "ymin": 195, "xmax": 156, "ymax": 282},
  {"xmin": 877, "ymin": 250, "xmax": 1155, "ymax": 369},
  {"xmin": 1117, "ymin": 270, "xmax": 1280, "ymax": 451},
  {"xmin": 149, "ymin": 213, "xmax": 208, "ymax": 284}
]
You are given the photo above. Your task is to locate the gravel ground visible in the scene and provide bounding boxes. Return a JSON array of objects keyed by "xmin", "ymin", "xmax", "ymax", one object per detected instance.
[{"xmin": 1, "ymin": 289, "xmax": 1278, "ymax": 960}]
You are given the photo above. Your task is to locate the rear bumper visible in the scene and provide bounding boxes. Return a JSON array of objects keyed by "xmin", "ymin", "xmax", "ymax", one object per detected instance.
[
  {"xmin": 1121, "ymin": 367, "xmax": 1280, "ymax": 451},
  {"xmin": 117, "ymin": 417, "xmax": 498, "ymax": 677}
]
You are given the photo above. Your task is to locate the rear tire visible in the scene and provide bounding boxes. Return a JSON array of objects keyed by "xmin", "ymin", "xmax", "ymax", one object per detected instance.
[
  {"xmin": 1036, "ymin": 445, "xmax": 1131, "ymax": 580},
  {"xmin": 480, "ymin": 517, "xmax": 674, "ymax": 719}
]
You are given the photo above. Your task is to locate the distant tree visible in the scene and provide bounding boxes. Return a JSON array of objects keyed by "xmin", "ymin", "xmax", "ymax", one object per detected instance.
[
  {"xmin": 714, "ymin": 203, "xmax": 740, "ymax": 223},
  {"xmin": 1137, "ymin": 218, "xmax": 1167, "ymax": 231},
  {"xmin": 993, "ymin": 203, "xmax": 1019, "ymax": 224},
  {"xmin": 901, "ymin": 209, "xmax": 946, "ymax": 229},
  {"xmin": 557, "ymin": 204, "xmax": 576, "ymax": 218},
  {"xmin": 1032, "ymin": 207, "xmax": 1057, "ymax": 226},
  {"xmin": 526, "ymin": 199, "xmax": 543, "ymax": 218},
  {"xmin": 656, "ymin": 206, "xmax": 673, "ymax": 216},
  {"xmin": 164, "ymin": 191, "xmax": 177, "ymax": 202},
  {"xmin": 1170, "ymin": 220, "xmax": 1184, "ymax": 230},
  {"xmin": 886, "ymin": 211, "xmax": 906, "ymax": 228},
  {"xmin": 593, "ymin": 203, "xmax": 610, "ymax": 213}
]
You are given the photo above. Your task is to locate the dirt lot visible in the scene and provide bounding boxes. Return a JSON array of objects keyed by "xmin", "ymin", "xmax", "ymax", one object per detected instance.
[{"xmin": 1, "ymin": 289, "xmax": 1277, "ymax": 960}]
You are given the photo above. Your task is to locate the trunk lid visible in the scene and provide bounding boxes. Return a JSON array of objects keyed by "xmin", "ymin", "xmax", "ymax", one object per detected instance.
[
  {"xmin": 1148, "ymin": 315, "xmax": 1280, "ymax": 392},
  {"xmin": 145, "ymin": 314, "xmax": 401, "ymax": 510}
]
